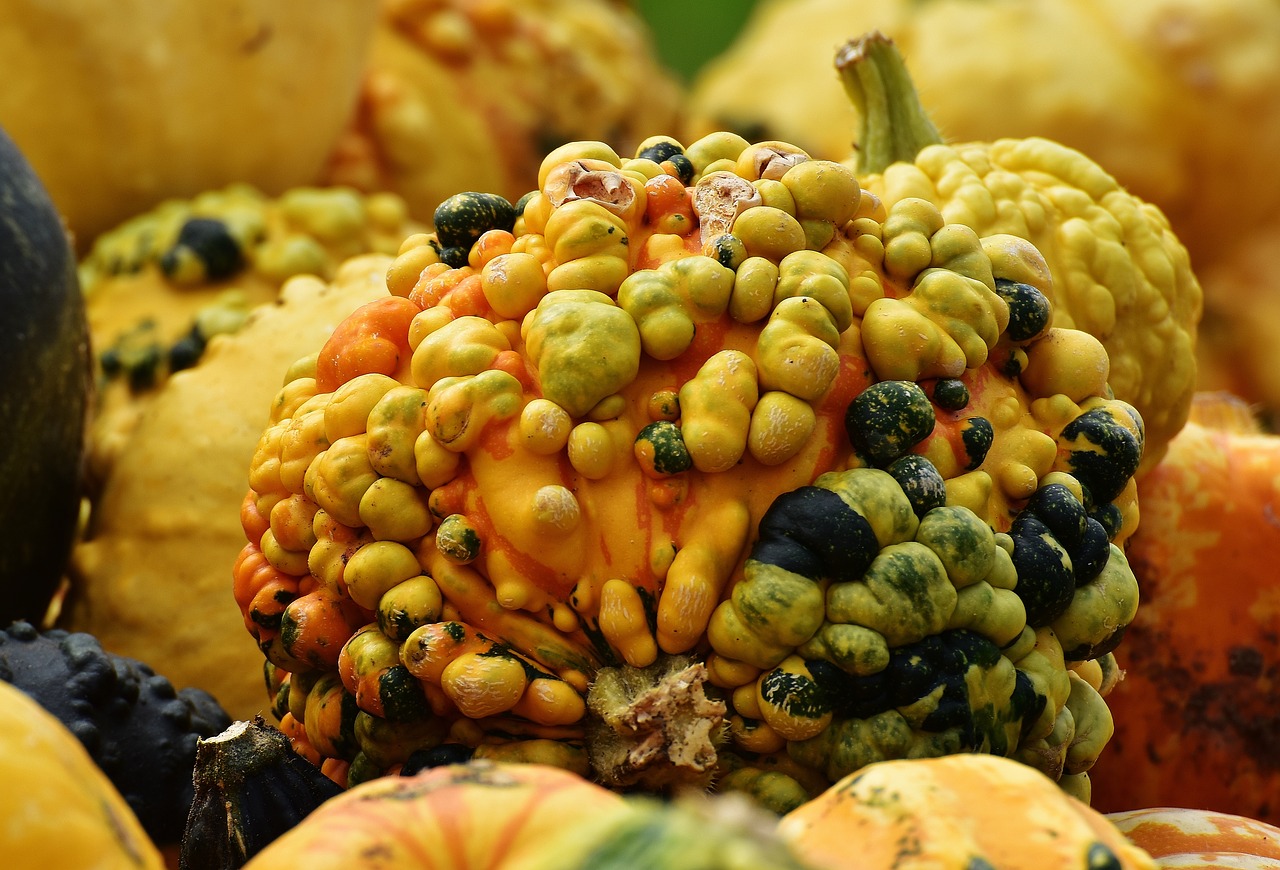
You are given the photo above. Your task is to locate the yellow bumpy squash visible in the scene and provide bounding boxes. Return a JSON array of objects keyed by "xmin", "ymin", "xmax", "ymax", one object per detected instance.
[
  {"xmin": 232, "ymin": 128, "xmax": 1152, "ymax": 807},
  {"xmin": 321, "ymin": 0, "xmax": 684, "ymax": 224}
]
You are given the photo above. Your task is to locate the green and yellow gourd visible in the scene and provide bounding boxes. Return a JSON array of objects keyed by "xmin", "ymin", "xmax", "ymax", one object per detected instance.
[
  {"xmin": 830, "ymin": 33, "xmax": 1200, "ymax": 474},
  {"xmin": 233, "ymin": 128, "xmax": 1148, "ymax": 806}
]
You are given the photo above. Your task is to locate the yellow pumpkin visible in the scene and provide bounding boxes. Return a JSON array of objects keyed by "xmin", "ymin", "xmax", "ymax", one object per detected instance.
[
  {"xmin": 0, "ymin": 0, "xmax": 377, "ymax": 250},
  {"xmin": 0, "ymin": 679, "xmax": 166, "ymax": 869},
  {"xmin": 67, "ymin": 255, "xmax": 395, "ymax": 720},
  {"xmin": 777, "ymin": 753, "xmax": 1158, "ymax": 869}
]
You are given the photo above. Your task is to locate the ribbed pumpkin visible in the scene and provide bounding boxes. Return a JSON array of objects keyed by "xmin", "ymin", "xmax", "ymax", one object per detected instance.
[
  {"xmin": 1090, "ymin": 392, "xmax": 1280, "ymax": 825},
  {"xmin": 778, "ymin": 753, "xmax": 1158, "ymax": 869},
  {"xmin": 239, "ymin": 759, "xmax": 813, "ymax": 870},
  {"xmin": 1106, "ymin": 807, "xmax": 1280, "ymax": 869},
  {"xmin": 233, "ymin": 129, "xmax": 1149, "ymax": 804}
]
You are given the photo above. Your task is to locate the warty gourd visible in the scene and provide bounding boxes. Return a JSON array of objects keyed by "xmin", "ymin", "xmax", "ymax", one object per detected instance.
[{"xmin": 232, "ymin": 126, "xmax": 1150, "ymax": 806}]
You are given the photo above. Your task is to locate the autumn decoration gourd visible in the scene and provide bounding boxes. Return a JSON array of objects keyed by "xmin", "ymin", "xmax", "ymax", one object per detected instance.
[
  {"xmin": 77, "ymin": 182, "xmax": 422, "ymax": 476},
  {"xmin": 777, "ymin": 753, "xmax": 1158, "ymax": 869},
  {"xmin": 683, "ymin": 0, "xmax": 1280, "ymax": 278},
  {"xmin": 0, "ymin": 125, "xmax": 90, "ymax": 627},
  {"xmin": 1089, "ymin": 392, "xmax": 1280, "ymax": 825},
  {"xmin": 68, "ymin": 255, "xmax": 397, "ymax": 720},
  {"xmin": 320, "ymin": 0, "xmax": 684, "ymax": 224},
  {"xmin": 829, "ymin": 33, "xmax": 1200, "ymax": 473},
  {"xmin": 0, "ymin": 677, "xmax": 166, "ymax": 869},
  {"xmin": 1105, "ymin": 807, "xmax": 1280, "ymax": 869},
  {"xmin": 0, "ymin": 0, "xmax": 378, "ymax": 250},
  {"xmin": 0, "ymin": 620, "xmax": 231, "ymax": 849},
  {"xmin": 232, "ymin": 108, "xmax": 1150, "ymax": 805}
]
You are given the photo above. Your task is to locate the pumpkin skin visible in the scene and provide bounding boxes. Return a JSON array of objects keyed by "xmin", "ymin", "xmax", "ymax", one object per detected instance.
[
  {"xmin": 0, "ymin": 0, "xmax": 378, "ymax": 250},
  {"xmin": 1106, "ymin": 808, "xmax": 1280, "ymax": 869},
  {"xmin": 1089, "ymin": 393, "xmax": 1280, "ymax": 824},
  {"xmin": 776, "ymin": 753, "xmax": 1158, "ymax": 870},
  {"xmin": 0, "ymin": 679, "xmax": 166, "ymax": 869},
  {"xmin": 66, "ymin": 256, "xmax": 394, "ymax": 720},
  {"xmin": 0, "ymin": 125, "xmax": 90, "ymax": 626}
]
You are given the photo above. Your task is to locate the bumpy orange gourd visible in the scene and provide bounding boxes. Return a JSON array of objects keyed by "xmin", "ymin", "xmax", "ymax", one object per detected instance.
[
  {"xmin": 234, "ymin": 129, "xmax": 1150, "ymax": 805},
  {"xmin": 778, "ymin": 753, "xmax": 1158, "ymax": 870},
  {"xmin": 1090, "ymin": 392, "xmax": 1280, "ymax": 825}
]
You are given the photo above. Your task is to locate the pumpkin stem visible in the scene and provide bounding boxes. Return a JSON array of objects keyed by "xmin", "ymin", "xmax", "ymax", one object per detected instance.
[
  {"xmin": 179, "ymin": 717, "xmax": 343, "ymax": 870},
  {"xmin": 585, "ymin": 655, "xmax": 727, "ymax": 791},
  {"xmin": 836, "ymin": 31, "xmax": 945, "ymax": 175}
]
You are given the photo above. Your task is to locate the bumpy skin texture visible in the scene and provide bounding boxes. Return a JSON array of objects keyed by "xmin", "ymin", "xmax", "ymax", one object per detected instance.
[
  {"xmin": 0, "ymin": 126, "xmax": 89, "ymax": 626},
  {"xmin": 321, "ymin": 0, "xmax": 684, "ymax": 224},
  {"xmin": 234, "ymin": 133, "xmax": 1145, "ymax": 802},
  {"xmin": 78, "ymin": 183, "xmax": 422, "ymax": 485},
  {"xmin": 833, "ymin": 34, "xmax": 1199, "ymax": 474},
  {"xmin": 0, "ymin": 620, "xmax": 231, "ymax": 846}
]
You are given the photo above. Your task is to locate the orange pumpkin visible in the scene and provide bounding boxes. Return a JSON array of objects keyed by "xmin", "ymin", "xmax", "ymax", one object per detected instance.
[
  {"xmin": 1106, "ymin": 807, "xmax": 1280, "ymax": 869},
  {"xmin": 1090, "ymin": 392, "xmax": 1280, "ymax": 824}
]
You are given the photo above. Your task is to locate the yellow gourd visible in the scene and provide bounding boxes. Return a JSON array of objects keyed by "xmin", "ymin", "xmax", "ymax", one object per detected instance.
[
  {"xmin": 0, "ymin": 679, "xmax": 166, "ymax": 869},
  {"xmin": 0, "ymin": 0, "xmax": 378, "ymax": 251},
  {"xmin": 777, "ymin": 753, "xmax": 1158, "ymax": 870},
  {"xmin": 68, "ymin": 255, "xmax": 395, "ymax": 719}
]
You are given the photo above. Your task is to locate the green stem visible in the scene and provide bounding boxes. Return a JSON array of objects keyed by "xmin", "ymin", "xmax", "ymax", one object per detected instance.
[{"xmin": 836, "ymin": 31, "xmax": 945, "ymax": 175}]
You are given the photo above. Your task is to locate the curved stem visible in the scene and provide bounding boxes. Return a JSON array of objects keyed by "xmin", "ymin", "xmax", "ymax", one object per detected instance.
[{"xmin": 836, "ymin": 31, "xmax": 945, "ymax": 175}]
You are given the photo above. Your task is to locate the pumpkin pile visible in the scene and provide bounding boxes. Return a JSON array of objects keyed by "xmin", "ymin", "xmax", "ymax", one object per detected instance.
[{"xmin": 10, "ymin": 3, "xmax": 1280, "ymax": 867}]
